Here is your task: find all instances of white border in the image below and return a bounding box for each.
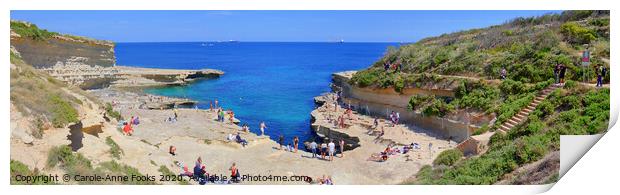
[2,1,618,195]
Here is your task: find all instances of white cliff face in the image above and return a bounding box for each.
[39,57,120,85]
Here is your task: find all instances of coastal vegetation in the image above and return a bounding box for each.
[433,149,463,166]
[105,102,123,121]
[11,20,115,46]
[46,145,154,184]
[412,86,609,184]
[10,160,55,185]
[158,165,190,185]
[106,136,124,159]
[10,21,59,41]
[351,10,609,89]
[11,51,82,130]
[349,10,612,185]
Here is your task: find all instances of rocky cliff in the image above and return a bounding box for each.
[10,21,116,69]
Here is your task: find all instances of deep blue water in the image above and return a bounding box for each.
[115,42,397,142]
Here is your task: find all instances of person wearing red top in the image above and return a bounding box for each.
[122,122,133,136]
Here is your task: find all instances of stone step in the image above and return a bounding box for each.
[513,116,525,122]
[507,118,520,126]
[523,108,533,113]
[527,105,536,110]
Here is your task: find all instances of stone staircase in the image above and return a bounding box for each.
[495,84,560,134]
[457,84,560,156]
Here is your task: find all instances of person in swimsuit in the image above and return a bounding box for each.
[293,136,299,153]
[259,121,267,136]
[339,139,345,158]
[229,162,239,182]
[321,142,328,159]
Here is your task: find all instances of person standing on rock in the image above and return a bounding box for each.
[278,135,284,150]
[214,99,219,108]
[293,136,299,153]
[310,141,318,158]
[228,110,235,124]
[260,121,267,136]
[321,142,328,159]
[339,139,345,158]
[373,118,379,129]
[328,140,336,161]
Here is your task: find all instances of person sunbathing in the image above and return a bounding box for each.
[235,133,248,147]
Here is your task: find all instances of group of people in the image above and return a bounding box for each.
[554,63,568,84]
[216,108,235,123]
[383,60,402,72]
[370,142,422,162]
[178,157,241,184]
[121,116,140,136]
[165,109,178,123]
[308,139,346,161]
[227,132,248,147]
[278,135,300,153]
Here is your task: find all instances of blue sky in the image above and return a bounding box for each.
[11,10,561,42]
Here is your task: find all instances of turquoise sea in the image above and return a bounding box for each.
[115,42,397,142]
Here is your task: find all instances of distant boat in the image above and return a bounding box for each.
[228,40,239,43]
[339,39,344,43]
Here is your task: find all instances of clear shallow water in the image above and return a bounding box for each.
[115,42,397,142]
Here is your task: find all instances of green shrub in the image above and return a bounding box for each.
[48,94,79,128]
[10,21,59,40]
[560,22,597,44]
[97,161,156,185]
[422,98,454,117]
[495,93,535,125]
[433,149,463,166]
[46,145,94,180]
[524,115,544,135]
[451,80,500,112]
[11,160,55,185]
[472,124,490,136]
[408,94,433,111]
[105,102,123,121]
[515,134,550,164]
[105,136,124,159]
[500,79,527,95]
[589,18,610,27]
[564,80,577,89]
[158,165,190,185]
[350,69,382,87]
